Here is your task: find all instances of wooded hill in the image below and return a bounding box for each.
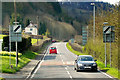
[2,2,114,40]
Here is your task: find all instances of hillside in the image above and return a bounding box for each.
[2,2,114,40]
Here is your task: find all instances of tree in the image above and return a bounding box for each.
[50,2,62,14]
[39,22,46,35]
[10,13,24,28]
[25,18,30,27]
[45,28,50,36]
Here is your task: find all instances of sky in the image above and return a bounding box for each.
[97,0,119,4]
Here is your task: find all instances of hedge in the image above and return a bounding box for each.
[2,36,32,53]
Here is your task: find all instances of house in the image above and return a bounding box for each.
[25,21,38,35]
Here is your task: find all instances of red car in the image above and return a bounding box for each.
[52,40,56,43]
[49,47,57,54]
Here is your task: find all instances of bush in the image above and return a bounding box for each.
[0,51,22,57]
[2,36,32,53]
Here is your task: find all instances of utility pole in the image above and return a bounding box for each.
[14,0,18,67]
[91,3,95,43]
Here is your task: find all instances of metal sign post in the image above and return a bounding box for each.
[9,24,22,67]
[109,26,111,67]
[9,25,12,68]
[105,34,107,67]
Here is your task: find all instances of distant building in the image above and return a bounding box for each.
[25,21,38,35]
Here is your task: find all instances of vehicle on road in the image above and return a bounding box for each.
[52,40,56,43]
[74,55,97,72]
[49,47,57,54]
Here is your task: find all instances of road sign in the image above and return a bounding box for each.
[103,26,114,34]
[9,25,22,42]
[103,26,115,43]
[103,26,111,34]
[71,38,74,44]
[82,26,87,46]
[13,25,21,33]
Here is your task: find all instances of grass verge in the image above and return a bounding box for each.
[0,77,5,80]
[66,42,118,79]
[66,42,83,55]
[0,50,38,73]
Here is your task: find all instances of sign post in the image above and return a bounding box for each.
[103,26,115,67]
[9,25,11,68]
[9,24,22,67]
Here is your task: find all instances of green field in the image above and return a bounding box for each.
[66,42,119,79]
[31,39,41,45]
[0,35,8,39]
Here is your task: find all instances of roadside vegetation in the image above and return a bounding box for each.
[0,36,51,73]
[0,35,7,39]
[31,39,41,45]
[0,50,38,73]
[66,42,119,78]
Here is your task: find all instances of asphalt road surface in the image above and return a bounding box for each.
[30,42,115,80]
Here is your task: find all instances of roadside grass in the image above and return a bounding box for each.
[66,42,119,79]
[0,35,7,39]
[22,50,38,59]
[1,55,30,73]
[96,60,118,78]
[31,39,41,45]
[0,77,5,80]
[66,42,83,55]
[0,50,38,73]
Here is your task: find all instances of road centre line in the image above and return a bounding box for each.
[59,51,72,79]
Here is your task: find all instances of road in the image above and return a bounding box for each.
[30,42,114,80]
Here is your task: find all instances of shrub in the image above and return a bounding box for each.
[0,51,22,57]
[2,36,32,53]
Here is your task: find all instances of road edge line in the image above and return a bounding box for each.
[25,44,50,80]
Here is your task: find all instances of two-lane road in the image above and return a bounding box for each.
[30,42,115,80]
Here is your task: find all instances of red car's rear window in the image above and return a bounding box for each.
[50,47,56,49]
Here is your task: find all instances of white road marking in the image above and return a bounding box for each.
[99,70,116,80]
[67,71,72,79]
[65,67,67,70]
[58,43,73,79]
[30,53,47,79]
[26,44,52,80]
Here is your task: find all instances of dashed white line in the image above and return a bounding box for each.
[67,71,72,79]
[65,67,67,70]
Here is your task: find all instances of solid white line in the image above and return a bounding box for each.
[26,44,51,80]
[99,70,114,79]
[30,53,46,79]
[29,51,47,79]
